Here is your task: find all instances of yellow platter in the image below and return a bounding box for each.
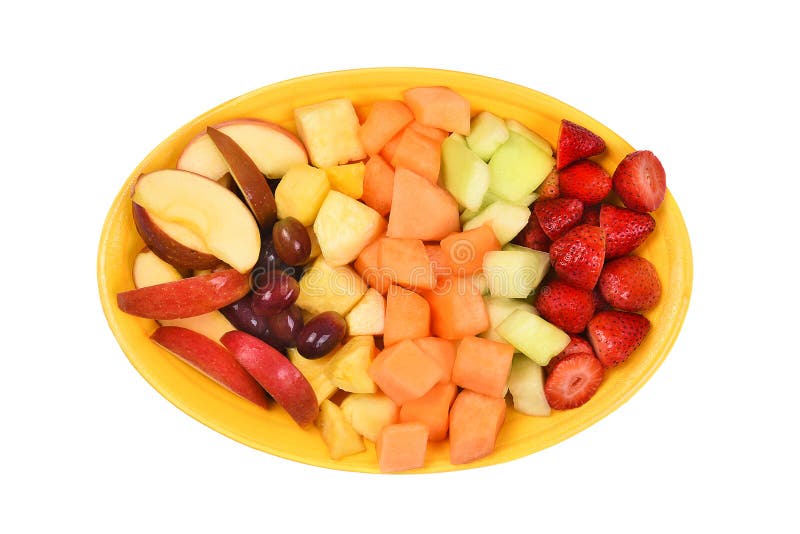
[98,68,692,473]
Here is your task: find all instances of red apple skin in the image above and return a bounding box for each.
[206,126,277,229]
[132,203,220,270]
[151,326,269,409]
[220,331,319,427]
[117,269,251,320]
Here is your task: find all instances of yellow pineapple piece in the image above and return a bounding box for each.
[315,400,365,460]
[326,336,377,393]
[340,393,399,442]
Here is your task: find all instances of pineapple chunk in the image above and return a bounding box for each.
[345,288,385,336]
[326,336,377,393]
[316,400,365,460]
[296,256,368,316]
[340,393,399,442]
[275,164,330,226]
[288,348,337,404]
[323,162,365,199]
[313,190,386,266]
[295,98,366,167]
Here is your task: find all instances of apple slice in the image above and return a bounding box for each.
[206,126,277,228]
[132,203,219,270]
[133,249,236,341]
[117,269,250,319]
[151,326,269,409]
[132,169,260,273]
[177,119,308,180]
[221,331,319,427]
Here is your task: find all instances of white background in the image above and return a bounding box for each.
[2,1,798,532]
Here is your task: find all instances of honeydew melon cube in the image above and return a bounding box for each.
[496,310,570,366]
[481,296,538,342]
[482,246,550,299]
[507,354,551,416]
[488,131,555,203]
[466,111,509,162]
[505,119,554,156]
[441,133,490,211]
[462,201,529,246]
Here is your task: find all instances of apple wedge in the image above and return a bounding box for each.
[221,331,319,427]
[151,326,269,409]
[132,169,260,273]
[133,249,236,341]
[206,126,277,228]
[177,119,308,180]
[132,203,219,270]
[117,269,250,320]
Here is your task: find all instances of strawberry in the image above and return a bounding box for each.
[599,204,656,259]
[558,160,612,205]
[599,256,662,312]
[549,224,605,291]
[544,352,605,410]
[556,119,606,170]
[534,278,595,334]
[534,198,584,241]
[612,150,666,212]
[512,211,552,252]
[591,286,610,313]
[586,310,651,367]
[581,204,601,226]
[545,335,595,375]
[536,169,560,200]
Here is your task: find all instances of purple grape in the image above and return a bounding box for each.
[272,217,311,266]
[296,311,347,359]
[262,305,304,350]
[251,271,299,316]
[219,294,267,338]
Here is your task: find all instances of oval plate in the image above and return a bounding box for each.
[98,68,692,473]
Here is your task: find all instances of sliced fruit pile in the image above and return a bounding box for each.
[117,85,666,473]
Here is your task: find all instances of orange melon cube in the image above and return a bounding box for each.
[378,238,436,290]
[387,168,460,241]
[413,337,457,384]
[421,276,489,340]
[354,237,393,295]
[361,155,394,216]
[376,422,429,473]
[440,224,501,276]
[452,336,514,398]
[449,390,506,465]
[399,382,457,441]
[408,121,448,143]
[358,100,414,155]
[383,285,431,346]
[368,339,442,405]
[390,127,441,183]
[403,86,471,135]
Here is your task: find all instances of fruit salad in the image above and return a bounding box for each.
[116,84,667,473]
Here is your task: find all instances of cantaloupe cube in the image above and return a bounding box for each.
[295,98,366,167]
[399,382,457,441]
[378,238,436,290]
[390,127,441,183]
[421,276,489,340]
[403,86,471,135]
[387,168,460,241]
[358,100,414,155]
[412,337,457,384]
[361,155,394,216]
[376,422,429,473]
[354,237,393,295]
[452,336,514,398]
[368,339,442,405]
[383,285,431,347]
[448,390,506,465]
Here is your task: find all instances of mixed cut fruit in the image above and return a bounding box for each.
[117,84,666,472]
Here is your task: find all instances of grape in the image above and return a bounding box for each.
[251,271,299,315]
[296,311,347,359]
[253,234,304,281]
[219,293,267,338]
[262,305,304,349]
[272,217,311,266]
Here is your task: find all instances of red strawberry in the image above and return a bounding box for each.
[558,160,612,205]
[534,279,595,334]
[556,119,606,170]
[599,204,656,258]
[612,150,666,212]
[599,256,662,312]
[513,211,551,252]
[581,204,601,226]
[534,198,584,241]
[549,224,605,291]
[586,310,651,367]
[546,335,595,375]
[544,352,605,410]
[591,287,611,313]
[536,169,560,200]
